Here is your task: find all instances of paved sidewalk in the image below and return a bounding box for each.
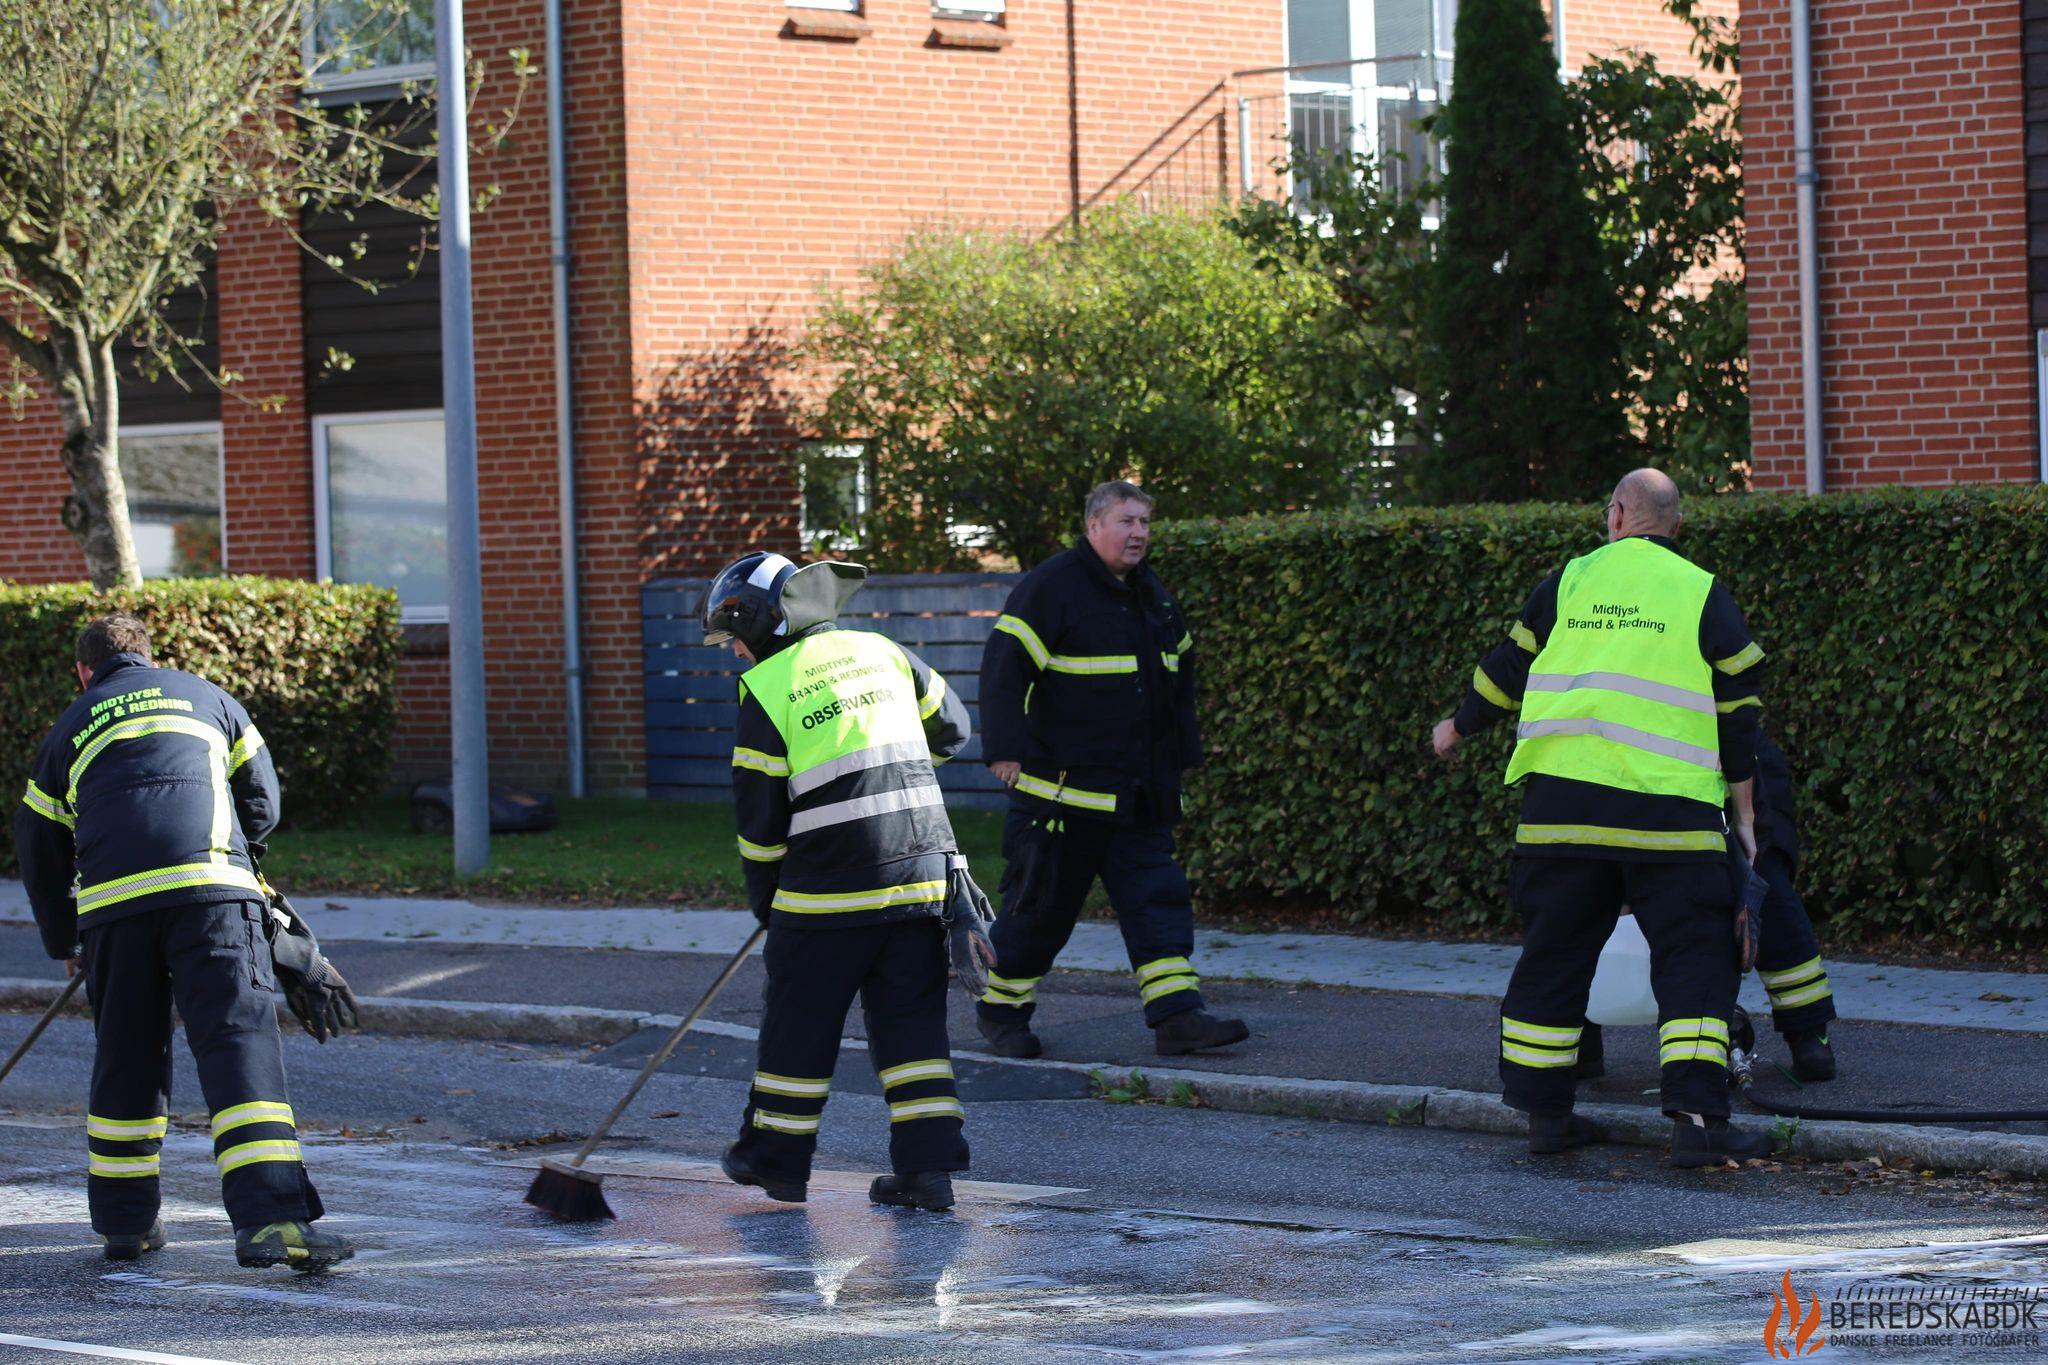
[5,881,2040,1032]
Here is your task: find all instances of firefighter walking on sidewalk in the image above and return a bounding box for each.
[13,614,350,1268]
[1432,469,1777,1167]
[975,480,1248,1059]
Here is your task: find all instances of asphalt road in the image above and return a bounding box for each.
[5,1010,2048,1363]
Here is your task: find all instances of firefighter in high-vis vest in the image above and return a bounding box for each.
[975,481,1249,1059]
[1431,469,1776,1168]
[703,553,990,1213]
[13,615,351,1269]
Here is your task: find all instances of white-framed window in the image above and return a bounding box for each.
[799,443,869,554]
[306,0,435,95]
[789,0,862,12]
[119,423,224,579]
[1283,0,1452,217]
[935,0,1004,18]
[313,410,448,623]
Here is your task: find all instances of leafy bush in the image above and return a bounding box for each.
[800,207,1372,570]
[1154,487,2048,949]
[0,576,402,873]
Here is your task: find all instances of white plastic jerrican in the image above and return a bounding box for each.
[1585,913,1659,1026]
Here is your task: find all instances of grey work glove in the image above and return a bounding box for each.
[942,855,998,998]
[261,877,362,1043]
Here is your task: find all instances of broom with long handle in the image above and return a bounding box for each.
[525,926,766,1221]
[0,972,86,1087]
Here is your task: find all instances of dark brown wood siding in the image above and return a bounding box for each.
[301,135,442,415]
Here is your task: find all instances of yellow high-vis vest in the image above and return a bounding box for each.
[1505,537,1727,806]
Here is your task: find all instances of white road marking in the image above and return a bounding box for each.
[0,1336,250,1365]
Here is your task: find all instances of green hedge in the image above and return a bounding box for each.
[1153,487,2048,948]
[0,577,402,874]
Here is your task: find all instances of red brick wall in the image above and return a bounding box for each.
[1556,0,1738,67]
[217,206,313,578]
[0,375,74,582]
[1745,0,2038,488]
[621,0,1290,588]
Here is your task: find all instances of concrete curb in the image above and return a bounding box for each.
[11,977,2048,1178]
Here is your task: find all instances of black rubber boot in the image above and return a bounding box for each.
[976,1011,1043,1059]
[1528,1112,1610,1155]
[869,1171,956,1212]
[1573,1023,1606,1080]
[1669,1117,1775,1168]
[102,1221,167,1262]
[720,1142,806,1204]
[234,1221,353,1271]
[1787,1029,1836,1083]
[1153,1009,1250,1056]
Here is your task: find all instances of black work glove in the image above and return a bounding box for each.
[1000,815,1062,919]
[942,855,997,998]
[260,878,361,1043]
[1729,845,1765,977]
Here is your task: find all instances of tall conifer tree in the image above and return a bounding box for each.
[1417,0,1624,502]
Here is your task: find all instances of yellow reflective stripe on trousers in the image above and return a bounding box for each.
[1657,1017,1730,1065]
[982,973,1040,1006]
[878,1059,955,1089]
[1758,956,1822,988]
[737,835,788,863]
[1471,665,1519,712]
[227,725,266,775]
[753,1110,822,1134]
[888,1097,965,1123]
[1770,979,1833,1009]
[77,862,262,916]
[1161,653,1181,673]
[919,671,948,720]
[1502,1042,1580,1068]
[1714,641,1766,675]
[1501,1017,1582,1046]
[994,615,1050,669]
[752,1072,830,1098]
[1046,654,1138,675]
[1136,957,1199,1004]
[732,747,789,777]
[212,1101,296,1139]
[1012,773,1117,813]
[771,879,948,914]
[1514,824,1726,854]
[217,1139,303,1175]
[88,1115,168,1141]
[21,779,72,827]
[90,1154,161,1178]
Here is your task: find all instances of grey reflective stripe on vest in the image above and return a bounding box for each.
[1524,671,1716,716]
[787,784,947,837]
[787,739,932,801]
[1515,717,1723,771]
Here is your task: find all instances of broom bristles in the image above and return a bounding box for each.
[525,1159,616,1222]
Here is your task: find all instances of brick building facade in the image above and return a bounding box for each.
[1744,0,2041,491]
[0,0,1733,795]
